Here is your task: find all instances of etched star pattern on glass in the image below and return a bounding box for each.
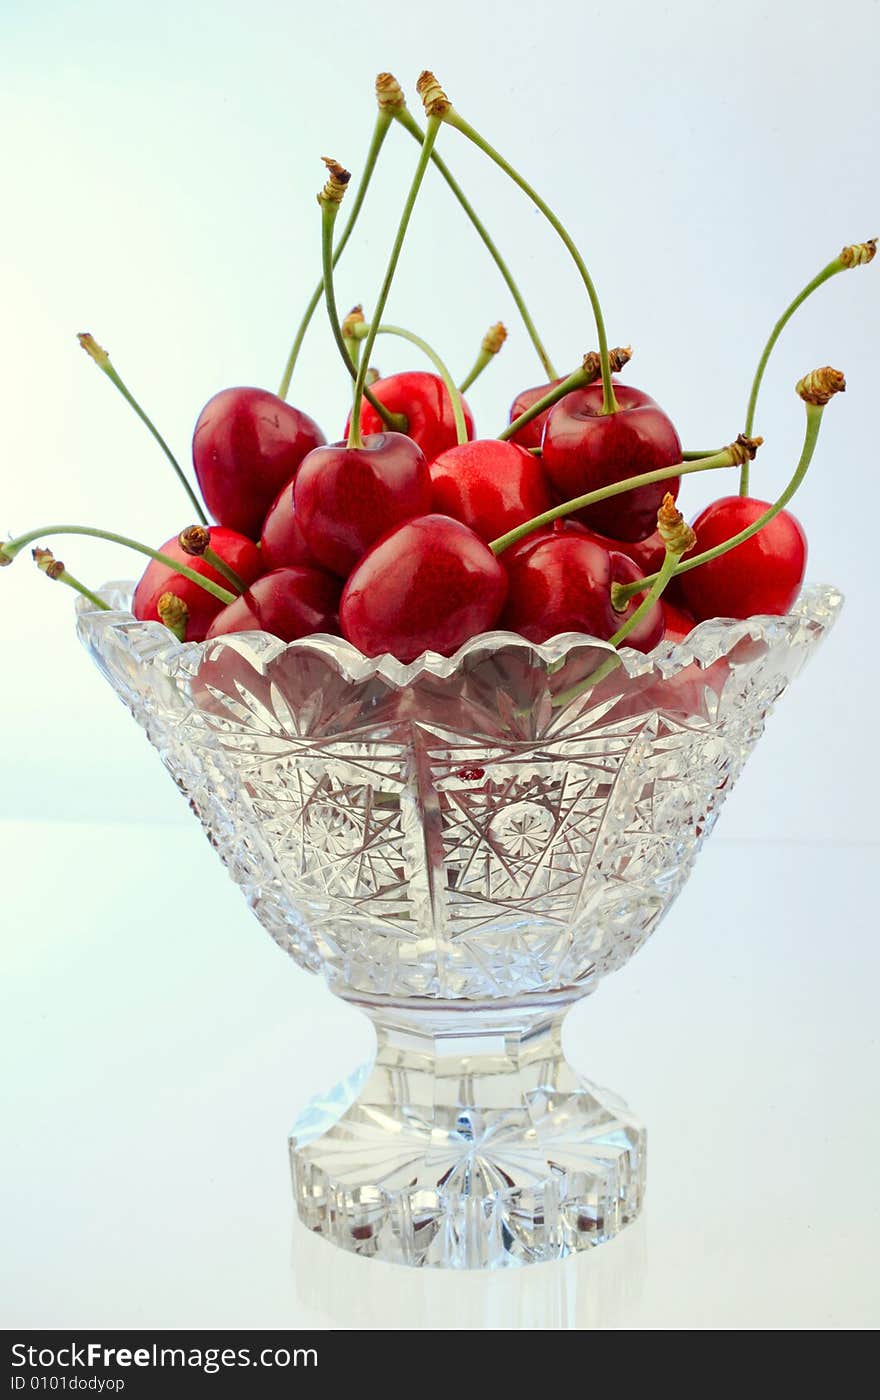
[77,583,841,1268]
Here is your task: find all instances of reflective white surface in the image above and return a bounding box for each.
[1,820,877,1328]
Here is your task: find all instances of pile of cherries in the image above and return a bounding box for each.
[5,71,874,670]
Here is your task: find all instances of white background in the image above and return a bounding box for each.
[2,0,879,1331]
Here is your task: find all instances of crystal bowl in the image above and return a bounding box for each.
[77,583,841,1268]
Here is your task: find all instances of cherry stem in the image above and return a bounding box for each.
[499,347,630,442]
[458,323,506,394]
[609,549,681,646]
[357,321,468,445]
[615,405,825,603]
[77,335,207,524]
[33,551,110,612]
[392,105,557,379]
[439,107,617,414]
[277,110,393,399]
[319,201,407,436]
[549,547,684,710]
[348,116,442,449]
[202,547,245,594]
[740,239,875,493]
[682,448,721,461]
[489,445,745,555]
[499,363,583,442]
[0,526,236,604]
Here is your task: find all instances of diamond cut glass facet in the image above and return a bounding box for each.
[77,584,841,1267]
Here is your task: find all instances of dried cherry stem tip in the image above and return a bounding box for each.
[795,365,846,404]
[375,72,406,113]
[32,546,109,611]
[418,70,617,413]
[177,525,246,593]
[499,346,632,442]
[77,333,207,523]
[459,321,507,393]
[489,436,755,555]
[157,591,189,641]
[317,157,350,205]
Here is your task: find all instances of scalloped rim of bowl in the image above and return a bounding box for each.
[76,581,844,687]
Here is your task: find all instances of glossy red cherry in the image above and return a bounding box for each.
[577,523,665,576]
[192,387,325,538]
[542,383,681,542]
[260,479,315,570]
[679,497,807,621]
[429,440,554,542]
[499,535,664,650]
[294,433,432,578]
[340,515,508,662]
[205,566,341,642]
[662,601,697,643]
[346,372,475,463]
[132,526,263,642]
[506,379,565,449]
[500,519,590,562]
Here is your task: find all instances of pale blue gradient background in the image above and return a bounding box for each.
[2,0,880,1331]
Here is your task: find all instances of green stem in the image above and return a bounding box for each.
[549,549,681,710]
[319,201,406,434]
[278,110,392,399]
[1,526,236,604]
[202,546,245,594]
[741,258,843,493]
[79,338,207,523]
[609,550,680,647]
[442,108,616,413]
[682,448,721,461]
[38,561,110,612]
[488,446,741,556]
[348,117,441,449]
[372,323,468,445]
[499,363,584,442]
[458,351,490,394]
[393,106,557,379]
[616,405,825,602]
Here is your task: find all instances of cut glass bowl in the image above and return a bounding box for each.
[77,583,841,1268]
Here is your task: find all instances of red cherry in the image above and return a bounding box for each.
[500,519,591,563]
[205,566,341,642]
[662,601,697,642]
[429,440,553,542]
[192,387,325,538]
[132,526,263,641]
[542,383,681,542]
[260,479,315,570]
[577,523,666,577]
[345,372,474,462]
[294,433,432,578]
[506,379,565,449]
[679,497,807,621]
[340,515,508,662]
[499,535,663,650]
